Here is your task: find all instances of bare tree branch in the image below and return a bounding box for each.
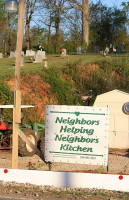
[69,0,82,8]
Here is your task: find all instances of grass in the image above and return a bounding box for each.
[2,178,129,199]
[0,53,128,80]
[0,52,129,119]
[0,57,15,79]
[49,188,129,199]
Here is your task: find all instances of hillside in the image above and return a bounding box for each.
[0,53,129,124]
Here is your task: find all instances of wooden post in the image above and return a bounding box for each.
[12,106,19,169]
[12,0,26,169]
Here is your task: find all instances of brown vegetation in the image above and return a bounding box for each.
[6,74,58,123]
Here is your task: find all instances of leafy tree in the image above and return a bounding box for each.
[65,9,82,51]
[69,0,89,49]
[0,1,17,55]
[39,0,69,53]
[0,1,6,54]
[25,0,37,50]
[30,26,48,50]
[90,1,128,50]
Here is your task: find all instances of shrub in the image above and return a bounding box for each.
[45,66,79,105]
[0,81,13,122]
[0,81,13,105]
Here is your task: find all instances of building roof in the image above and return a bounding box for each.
[97,89,129,97]
[94,89,129,104]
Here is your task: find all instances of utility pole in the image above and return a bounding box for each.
[12,0,26,169]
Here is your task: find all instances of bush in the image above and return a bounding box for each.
[45,66,79,105]
[0,81,13,105]
[0,81,13,122]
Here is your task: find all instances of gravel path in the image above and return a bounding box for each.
[0,150,129,174]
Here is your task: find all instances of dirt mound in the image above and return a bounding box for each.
[6,74,57,122]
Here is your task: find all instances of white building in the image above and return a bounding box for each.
[94,89,129,149]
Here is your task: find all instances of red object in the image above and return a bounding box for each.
[119,175,123,180]
[4,169,8,173]
[28,161,32,165]
[0,122,7,130]
[81,96,92,100]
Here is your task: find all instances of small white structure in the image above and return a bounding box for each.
[44,60,48,68]
[76,46,84,54]
[104,47,109,54]
[26,50,35,57]
[94,89,129,149]
[61,49,67,57]
[10,51,15,57]
[33,50,46,63]
[0,53,3,58]
[10,51,24,58]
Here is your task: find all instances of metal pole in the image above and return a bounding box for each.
[12,0,26,169]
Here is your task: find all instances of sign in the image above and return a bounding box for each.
[45,105,109,166]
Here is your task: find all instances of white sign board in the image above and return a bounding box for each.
[45,105,109,166]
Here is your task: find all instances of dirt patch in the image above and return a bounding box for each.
[0,182,128,200]
[6,74,58,122]
[0,150,129,175]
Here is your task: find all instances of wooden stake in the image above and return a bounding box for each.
[12,0,26,169]
[12,107,19,169]
[15,90,21,123]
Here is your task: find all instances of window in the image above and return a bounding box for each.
[123,102,129,115]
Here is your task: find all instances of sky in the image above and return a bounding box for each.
[31,0,129,30]
[91,0,129,33]
[91,0,129,9]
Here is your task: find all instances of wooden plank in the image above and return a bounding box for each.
[19,129,37,152]
[19,130,46,163]
[15,90,21,123]
[14,0,26,91]
[12,107,19,169]
[0,105,34,109]
[12,0,26,169]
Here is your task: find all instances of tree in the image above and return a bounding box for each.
[69,0,89,49]
[40,0,68,53]
[89,1,128,50]
[49,0,67,53]
[65,9,82,51]
[30,26,47,50]
[90,2,112,49]
[0,1,17,55]
[0,1,6,54]
[121,2,129,50]
[25,0,37,50]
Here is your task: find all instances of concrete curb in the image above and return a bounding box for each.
[0,168,129,192]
